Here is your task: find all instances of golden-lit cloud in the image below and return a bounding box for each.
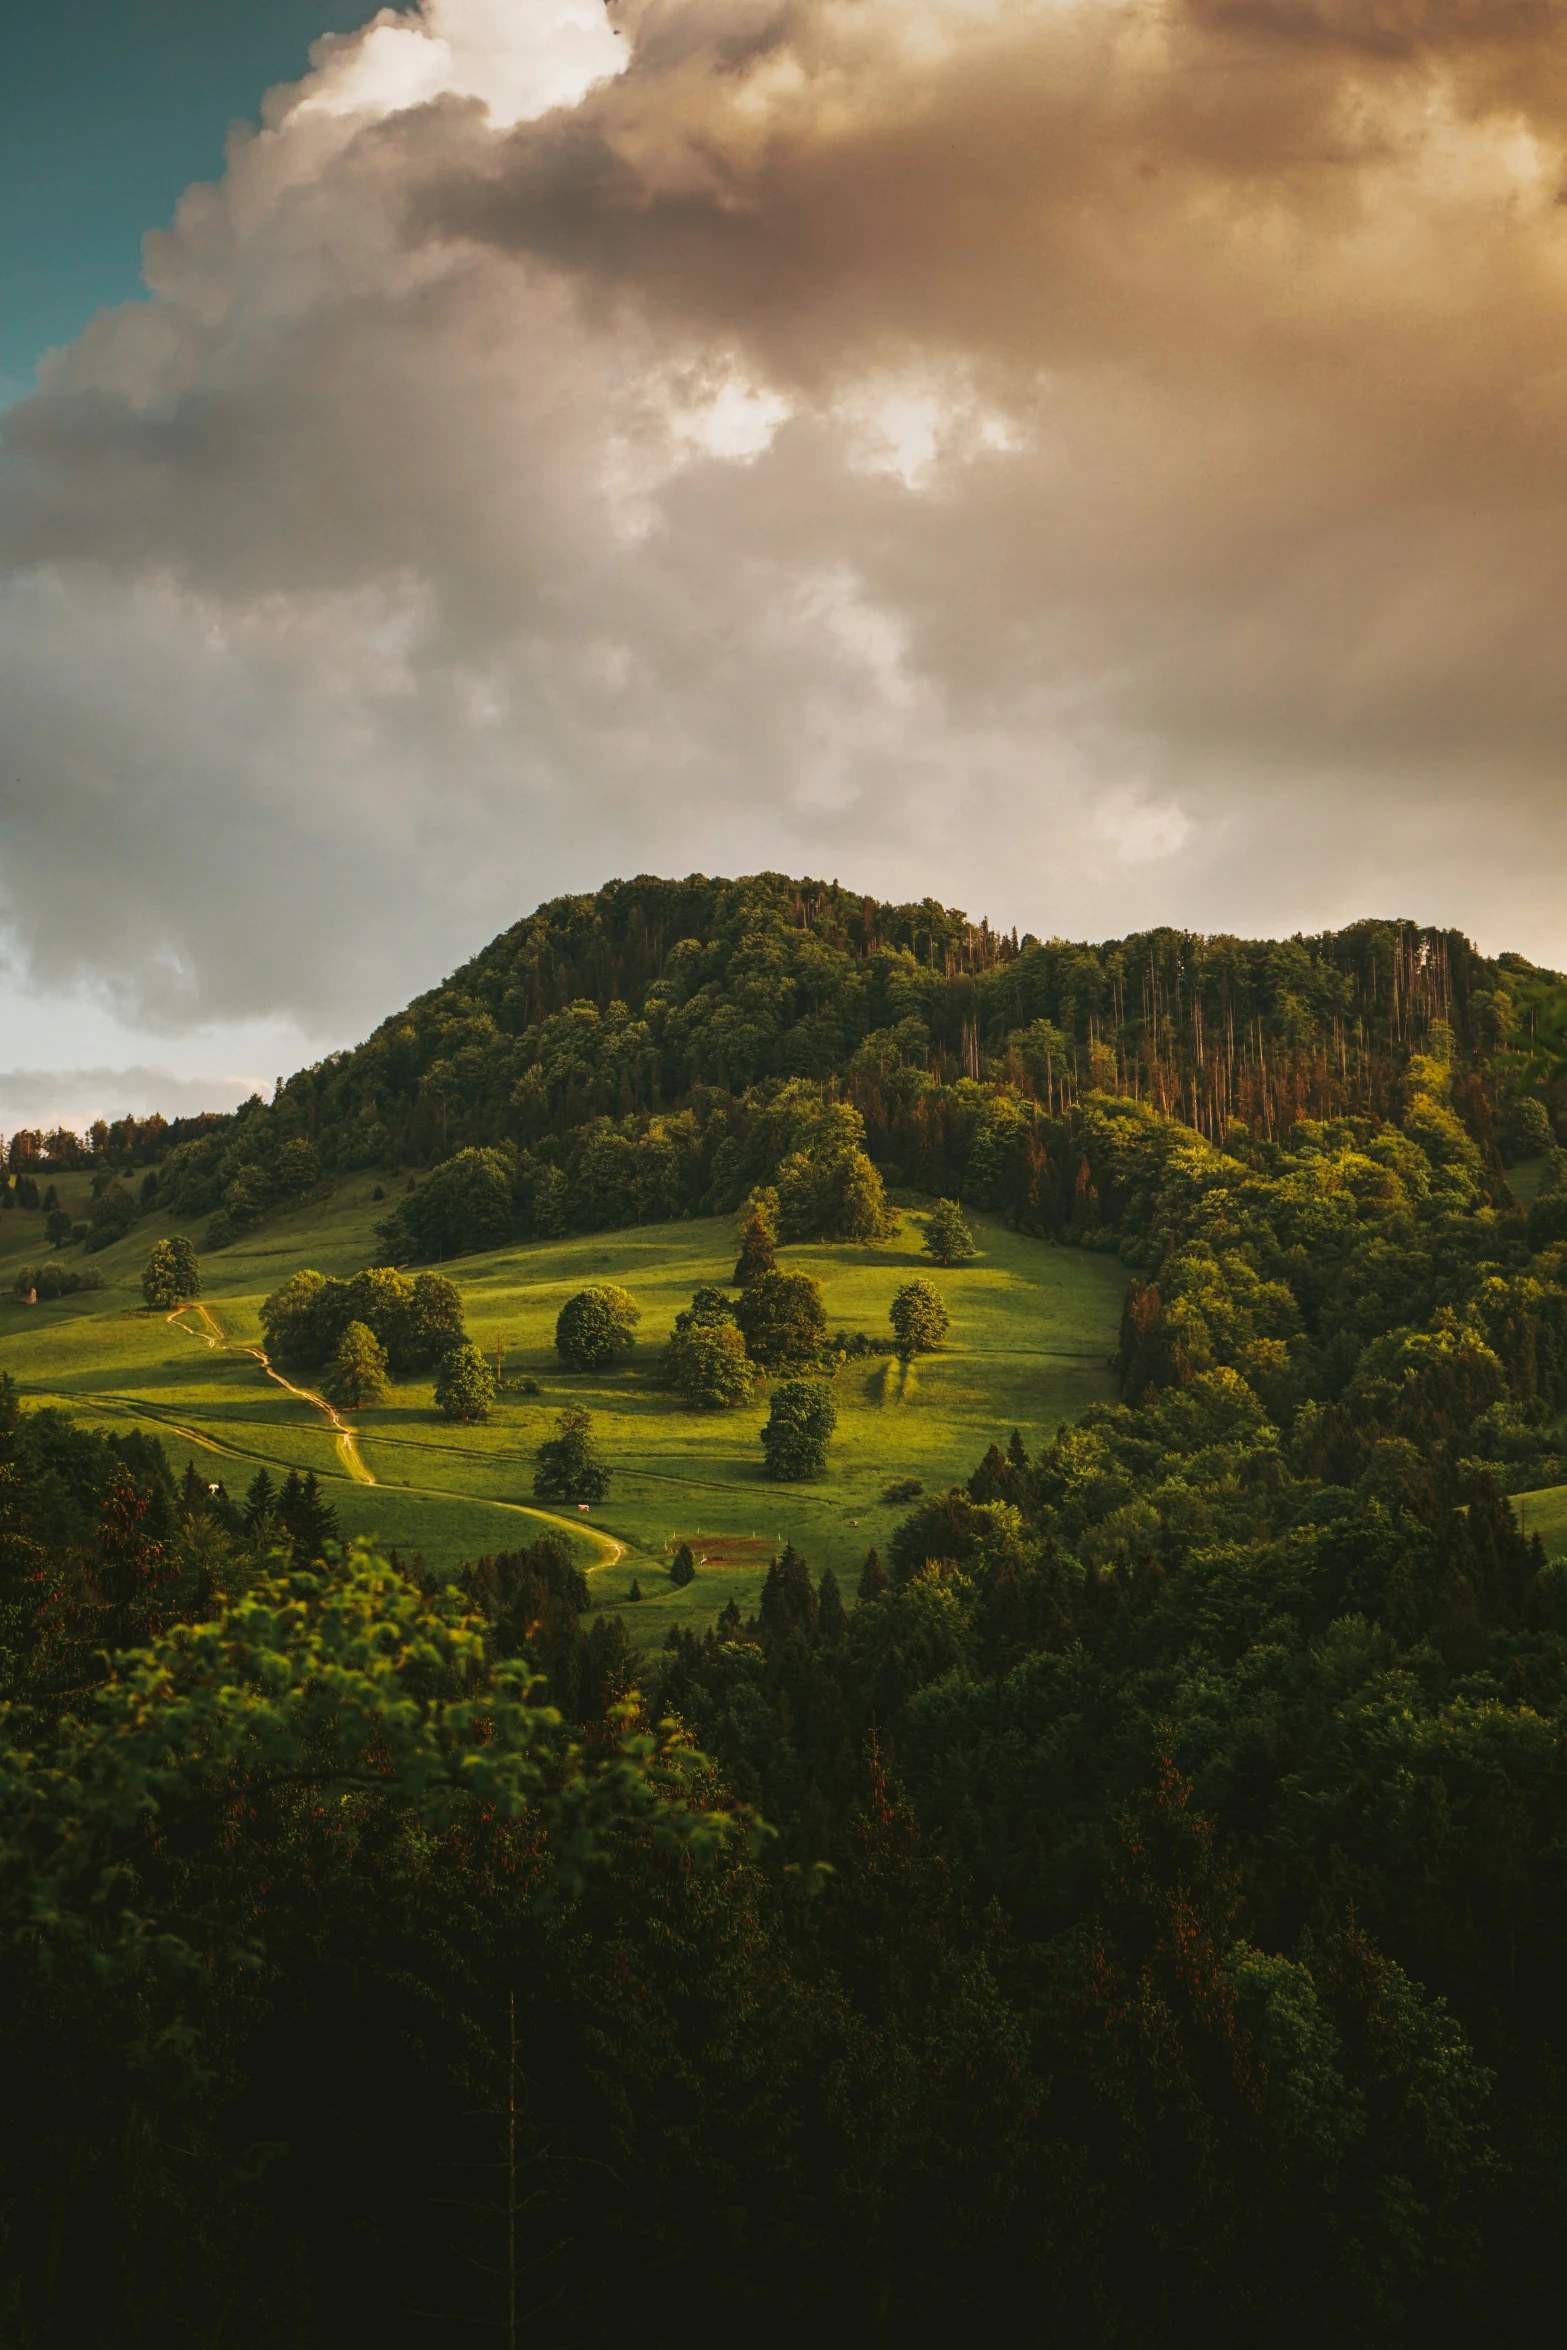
[4,0,1567,1054]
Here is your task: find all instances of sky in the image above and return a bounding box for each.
[4,0,1567,1133]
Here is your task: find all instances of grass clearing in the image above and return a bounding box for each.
[1,1184,1127,1643]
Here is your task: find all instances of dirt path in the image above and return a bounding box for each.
[245,1346,376,1486]
[165,1302,624,1562]
[168,1300,373,1485]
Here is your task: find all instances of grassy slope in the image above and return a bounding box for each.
[0,1178,1127,1644]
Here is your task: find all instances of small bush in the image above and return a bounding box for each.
[882,1476,923,1504]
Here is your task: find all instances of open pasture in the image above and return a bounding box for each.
[0,1183,1128,1644]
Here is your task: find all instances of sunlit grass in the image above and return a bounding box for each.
[0,1180,1127,1645]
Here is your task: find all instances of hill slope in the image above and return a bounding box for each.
[0,1180,1125,1640]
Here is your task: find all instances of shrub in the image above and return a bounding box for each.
[434,1340,497,1423]
[555,1285,640,1372]
[760,1379,837,1480]
[881,1475,924,1504]
[890,1278,950,1358]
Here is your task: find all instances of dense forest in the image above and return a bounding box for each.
[7,872,1560,1260]
[8,977,1567,2336]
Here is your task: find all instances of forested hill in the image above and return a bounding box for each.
[9,873,1560,1257]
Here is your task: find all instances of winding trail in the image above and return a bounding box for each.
[165,1300,625,1567]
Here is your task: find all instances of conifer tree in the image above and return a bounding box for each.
[758,1544,817,1642]
[243,1467,277,1534]
[816,1565,847,1642]
[732,1205,777,1287]
[669,1543,697,1587]
[857,1547,889,1603]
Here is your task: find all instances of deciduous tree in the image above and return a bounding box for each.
[760,1379,837,1480]
[890,1278,950,1358]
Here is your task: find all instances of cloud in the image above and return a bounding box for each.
[5,0,1567,1052]
[0,1066,265,1132]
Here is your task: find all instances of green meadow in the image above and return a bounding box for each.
[0,1176,1127,1642]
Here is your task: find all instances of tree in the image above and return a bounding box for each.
[243,1467,277,1534]
[435,1340,497,1423]
[670,1319,755,1409]
[44,1210,74,1248]
[890,1278,950,1358]
[760,1379,837,1480]
[142,1236,201,1310]
[276,1468,340,1562]
[326,1321,390,1409]
[758,1543,817,1638]
[408,1271,466,1365]
[857,1547,889,1602]
[1504,1094,1555,1162]
[670,1544,696,1587]
[735,1270,827,1373]
[375,1145,517,1261]
[733,1192,779,1286]
[273,1136,320,1195]
[555,1285,640,1372]
[533,1404,611,1504]
[922,1199,976,1267]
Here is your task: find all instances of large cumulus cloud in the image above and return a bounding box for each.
[5,0,1567,1050]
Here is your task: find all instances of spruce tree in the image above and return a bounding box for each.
[732,1206,777,1288]
[857,1548,889,1603]
[670,1543,697,1587]
[243,1467,277,1534]
[817,1566,847,1643]
[758,1544,817,1642]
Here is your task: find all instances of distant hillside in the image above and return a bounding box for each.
[4,872,1560,1256]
